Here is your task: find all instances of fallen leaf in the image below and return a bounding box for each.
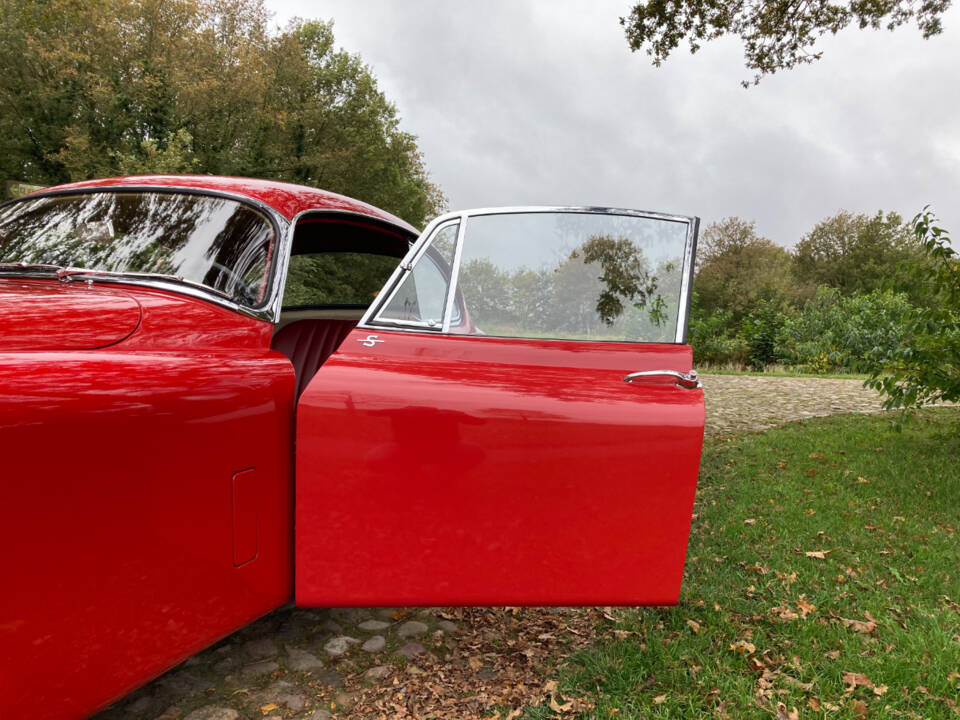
[807,468,818,477]
[849,698,867,718]
[781,676,814,691]
[805,550,830,559]
[549,695,573,713]
[652,694,667,705]
[808,697,822,711]
[505,711,522,720]
[259,704,279,715]
[543,680,558,694]
[857,476,869,483]
[770,606,799,621]
[796,597,817,619]
[825,650,841,659]
[873,684,888,696]
[686,619,701,634]
[776,702,800,720]
[730,640,756,654]
[744,518,757,525]
[838,614,877,635]
[843,671,874,693]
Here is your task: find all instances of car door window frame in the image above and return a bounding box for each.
[362,217,463,331]
[362,207,699,343]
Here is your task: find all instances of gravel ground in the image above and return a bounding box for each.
[94,374,890,720]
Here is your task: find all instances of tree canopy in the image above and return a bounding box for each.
[621,0,952,84]
[793,210,922,295]
[0,0,443,225]
[694,216,801,322]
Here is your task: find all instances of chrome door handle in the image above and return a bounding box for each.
[623,369,701,389]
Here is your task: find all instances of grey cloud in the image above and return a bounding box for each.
[267,0,960,244]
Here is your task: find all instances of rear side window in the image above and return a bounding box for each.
[282,253,399,307]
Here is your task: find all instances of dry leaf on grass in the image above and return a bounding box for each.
[776,702,800,720]
[842,671,875,694]
[652,694,667,705]
[730,640,756,654]
[836,612,878,635]
[796,597,817,618]
[259,704,279,714]
[686,619,701,634]
[804,550,832,559]
[849,698,868,718]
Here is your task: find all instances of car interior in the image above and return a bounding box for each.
[270,215,413,398]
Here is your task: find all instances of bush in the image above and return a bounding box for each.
[776,287,916,373]
[865,210,960,414]
[689,308,748,366]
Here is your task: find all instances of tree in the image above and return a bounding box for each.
[865,209,959,417]
[0,0,443,225]
[621,0,951,84]
[793,210,922,296]
[694,217,801,324]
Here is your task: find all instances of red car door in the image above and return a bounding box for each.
[295,208,703,606]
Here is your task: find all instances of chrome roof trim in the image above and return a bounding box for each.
[0,184,290,322]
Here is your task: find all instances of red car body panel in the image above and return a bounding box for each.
[0,282,295,720]
[0,176,703,718]
[296,329,704,606]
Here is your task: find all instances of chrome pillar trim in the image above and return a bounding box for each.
[676,216,700,344]
[624,369,701,389]
[441,215,469,333]
[358,215,462,331]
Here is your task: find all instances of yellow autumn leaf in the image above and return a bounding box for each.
[259,703,279,714]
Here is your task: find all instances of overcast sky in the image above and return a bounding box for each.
[264,1,959,246]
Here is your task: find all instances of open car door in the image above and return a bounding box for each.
[295,207,703,606]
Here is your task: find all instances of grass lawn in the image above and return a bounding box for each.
[544,408,960,719]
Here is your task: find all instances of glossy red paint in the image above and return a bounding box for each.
[295,329,704,607]
[0,280,295,720]
[0,280,141,351]
[49,174,419,229]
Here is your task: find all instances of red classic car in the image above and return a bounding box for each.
[0,175,704,718]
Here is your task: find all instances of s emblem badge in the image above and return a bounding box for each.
[358,334,385,348]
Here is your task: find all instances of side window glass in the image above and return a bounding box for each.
[454,212,689,342]
[376,222,459,327]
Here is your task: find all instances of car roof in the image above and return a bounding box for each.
[44,175,420,235]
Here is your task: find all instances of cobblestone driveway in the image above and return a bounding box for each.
[95,374,886,720]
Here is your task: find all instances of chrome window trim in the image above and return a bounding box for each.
[361,206,700,344]
[0,185,290,322]
[360,216,464,331]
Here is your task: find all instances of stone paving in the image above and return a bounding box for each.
[93,374,890,720]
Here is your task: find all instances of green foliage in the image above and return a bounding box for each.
[621,0,951,84]
[282,253,398,307]
[740,299,787,370]
[0,0,442,225]
[865,210,960,415]
[777,287,917,374]
[793,210,923,297]
[695,217,805,326]
[688,303,748,366]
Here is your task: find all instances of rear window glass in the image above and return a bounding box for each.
[0,191,275,306]
[282,252,400,307]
